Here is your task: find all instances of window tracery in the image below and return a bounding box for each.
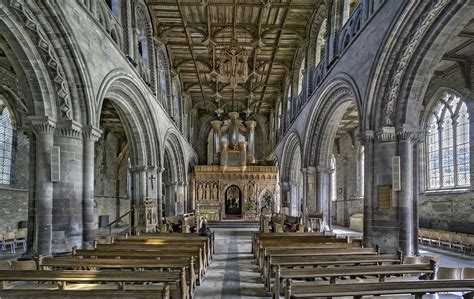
[426,93,470,189]
[0,100,13,185]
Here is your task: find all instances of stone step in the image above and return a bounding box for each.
[207,221,260,229]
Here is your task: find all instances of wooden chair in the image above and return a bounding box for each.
[437,267,462,280]
[429,230,441,246]
[15,229,27,250]
[439,231,452,248]
[2,230,16,253]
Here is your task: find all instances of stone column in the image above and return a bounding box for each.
[301,168,308,225]
[397,126,417,256]
[156,167,164,224]
[245,120,257,164]
[316,165,331,229]
[413,138,421,256]
[176,182,185,215]
[269,109,275,147]
[29,117,56,256]
[373,127,398,253]
[25,130,36,255]
[82,125,102,249]
[220,141,228,166]
[210,120,223,163]
[359,130,374,247]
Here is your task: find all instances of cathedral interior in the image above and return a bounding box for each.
[0,0,473,298]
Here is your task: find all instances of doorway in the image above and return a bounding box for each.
[225,185,242,218]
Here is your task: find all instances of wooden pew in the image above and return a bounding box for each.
[264,253,403,292]
[113,237,211,265]
[260,246,379,272]
[39,257,196,297]
[0,270,181,299]
[120,233,215,259]
[73,248,206,285]
[284,279,474,299]
[251,232,330,254]
[274,262,436,298]
[257,239,362,268]
[96,242,209,268]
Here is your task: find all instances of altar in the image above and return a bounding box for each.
[194,165,278,221]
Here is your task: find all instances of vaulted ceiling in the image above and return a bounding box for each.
[147,0,322,116]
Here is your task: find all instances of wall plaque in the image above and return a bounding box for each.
[378,185,392,211]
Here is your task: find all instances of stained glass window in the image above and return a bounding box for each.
[427,93,470,189]
[0,102,13,185]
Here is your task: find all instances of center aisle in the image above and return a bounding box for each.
[195,227,270,299]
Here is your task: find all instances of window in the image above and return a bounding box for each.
[138,39,148,62]
[105,0,120,19]
[315,19,327,66]
[357,145,364,197]
[426,93,470,189]
[331,154,337,201]
[297,58,306,95]
[0,101,13,185]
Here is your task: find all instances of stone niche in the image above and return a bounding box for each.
[194,165,278,221]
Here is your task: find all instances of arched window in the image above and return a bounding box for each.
[331,154,337,202]
[297,58,306,95]
[357,145,364,197]
[105,0,120,19]
[0,101,13,185]
[426,93,470,189]
[315,19,327,66]
[157,59,168,104]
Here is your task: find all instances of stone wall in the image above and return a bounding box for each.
[94,133,130,228]
[331,133,363,227]
[0,131,29,230]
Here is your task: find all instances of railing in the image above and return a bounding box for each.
[279,0,385,137]
[105,208,133,236]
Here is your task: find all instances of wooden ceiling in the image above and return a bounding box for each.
[147,0,322,115]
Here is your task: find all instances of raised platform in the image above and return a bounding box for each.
[207,220,259,229]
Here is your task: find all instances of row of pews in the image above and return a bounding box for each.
[252,231,474,299]
[0,231,214,299]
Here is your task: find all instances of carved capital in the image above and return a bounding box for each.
[55,120,83,139]
[129,165,147,173]
[357,130,374,145]
[245,120,257,131]
[28,116,56,135]
[316,165,331,174]
[82,125,103,142]
[375,127,396,143]
[396,125,419,143]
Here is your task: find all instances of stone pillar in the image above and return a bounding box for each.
[210,120,222,163]
[301,168,308,225]
[29,117,56,256]
[397,126,417,256]
[373,127,398,253]
[53,120,84,253]
[316,165,331,229]
[82,126,102,249]
[245,120,257,164]
[269,109,275,147]
[25,130,36,255]
[176,182,185,215]
[413,138,421,256]
[156,167,164,224]
[359,130,374,247]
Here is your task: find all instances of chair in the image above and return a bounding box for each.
[15,228,27,250]
[422,255,440,264]
[2,230,16,253]
[437,267,462,280]
[0,260,11,270]
[462,267,474,279]
[429,231,441,246]
[11,260,37,270]
[403,256,423,264]
[439,231,451,248]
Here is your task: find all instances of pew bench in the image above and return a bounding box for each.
[264,253,403,292]
[274,262,437,298]
[0,270,185,298]
[39,257,196,296]
[73,248,205,285]
[284,279,474,299]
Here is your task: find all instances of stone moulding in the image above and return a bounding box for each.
[9,0,73,120]
[382,0,449,126]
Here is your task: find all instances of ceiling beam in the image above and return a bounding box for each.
[176,0,207,102]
